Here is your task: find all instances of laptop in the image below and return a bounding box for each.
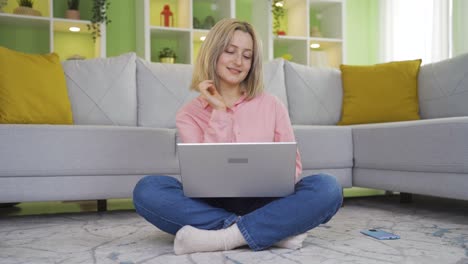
[177,142,297,197]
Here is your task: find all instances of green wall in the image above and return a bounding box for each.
[452,0,468,57]
[106,0,136,57]
[235,0,253,23]
[345,0,379,65]
[0,24,49,54]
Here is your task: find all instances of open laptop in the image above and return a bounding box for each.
[177,142,297,197]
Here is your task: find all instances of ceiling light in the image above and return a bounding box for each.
[69,27,80,32]
[310,43,320,49]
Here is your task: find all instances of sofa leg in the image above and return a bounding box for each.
[97,199,107,212]
[400,193,413,203]
[0,203,19,208]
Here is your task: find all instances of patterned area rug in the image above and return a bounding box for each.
[1,195,467,264]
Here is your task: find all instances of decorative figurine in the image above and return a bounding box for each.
[0,0,8,13]
[160,4,173,27]
[193,17,200,29]
[310,26,322,37]
[203,15,215,29]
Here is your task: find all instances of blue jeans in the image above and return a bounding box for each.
[133,174,342,251]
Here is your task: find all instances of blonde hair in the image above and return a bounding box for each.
[190,18,264,100]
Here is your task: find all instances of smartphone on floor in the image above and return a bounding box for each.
[360,229,400,240]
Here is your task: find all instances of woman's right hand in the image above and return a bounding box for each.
[198,80,227,111]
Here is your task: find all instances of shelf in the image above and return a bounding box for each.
[193,30,209,42]
[136,0,345,67]
[150,29,190,64]
[54,33,98,61]
[310,37,342,43]
[275,35,309,41]
[52,19,102,61]
[309,39,342,68]
[53,19,91,33]
[2,0,50,17]
[0,0,106,58]
[0,13,49,27]
[192,0,232,30]
[150,0,191,29]
[274,38,308,65]
[281,0,308,37]
[309,0,343,39]
[150,26,191,33]
[192,30,210,62]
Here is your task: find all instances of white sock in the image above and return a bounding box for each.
[174,224,247,255]
[274,233,308,250]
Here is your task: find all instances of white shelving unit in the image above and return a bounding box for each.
[308,0,345,68]
[0,0,106,60]
[267,0,345,68]
[136,0,345,67]
[136,0,268,64]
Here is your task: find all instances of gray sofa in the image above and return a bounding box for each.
[1,52,467,204]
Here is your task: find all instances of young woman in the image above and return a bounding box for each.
[133,18,343,255]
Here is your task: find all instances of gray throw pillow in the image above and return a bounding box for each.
[62,52,137,126]
[284,61,343,125]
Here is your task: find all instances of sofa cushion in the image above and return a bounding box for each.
[136,58,198,128]
[263,58,288,108]
[0,124,179,177]
[0,47,73,124]
[419,53,468,119]
[338,59,421,125]
[303,168,352,188]
[352,116,468,174]
[137,58,290,129]
[62,52,137,126]
[284,61,343,125]
[293,125,353,169]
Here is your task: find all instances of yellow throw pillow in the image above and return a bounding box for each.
[338,59,422,125]
[0,47,73,124]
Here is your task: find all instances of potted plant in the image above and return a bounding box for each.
[0,0,8,13]
[14,0,41,16]
[159,47,176,64]
[272,0,285,35]
[66,0,80,20]
[87,0,111,42]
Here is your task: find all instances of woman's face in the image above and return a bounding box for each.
[216,30,253,89]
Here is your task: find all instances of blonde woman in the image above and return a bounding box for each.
[133,18,342,255]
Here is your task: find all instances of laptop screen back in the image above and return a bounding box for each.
[177,142,296,197]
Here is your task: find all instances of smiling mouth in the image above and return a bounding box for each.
[227,67,242,74]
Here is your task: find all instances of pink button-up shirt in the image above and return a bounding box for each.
[176,92,302,182]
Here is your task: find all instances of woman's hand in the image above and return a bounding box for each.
[198,80,227,111]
